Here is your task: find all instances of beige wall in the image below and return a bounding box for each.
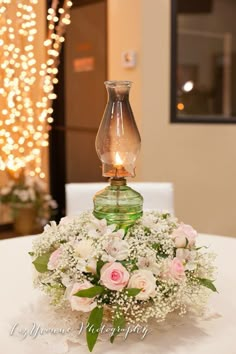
[107,0,143,173]
[108,0,236,236]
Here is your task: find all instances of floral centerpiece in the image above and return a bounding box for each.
[0,175,57,233]
[30,211,217,352]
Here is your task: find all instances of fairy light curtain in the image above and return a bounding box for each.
[0,0,72,178]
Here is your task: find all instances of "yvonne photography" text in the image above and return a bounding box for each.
[10,322,150,340]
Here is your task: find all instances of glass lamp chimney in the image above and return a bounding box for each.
[95,81,141,178]
[93,81,143,230]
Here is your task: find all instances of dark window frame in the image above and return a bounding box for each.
[170,0,236,124]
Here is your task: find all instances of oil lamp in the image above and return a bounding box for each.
[93,81,143,229]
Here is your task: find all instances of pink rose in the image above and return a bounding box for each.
[47,248,62,270]
[171,223,197,248]
[128,270,156,300]
[67,281,97,312]
[168,258,186,282]
[100,262,129,291]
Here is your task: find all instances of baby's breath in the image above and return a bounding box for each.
[31,211,217,326]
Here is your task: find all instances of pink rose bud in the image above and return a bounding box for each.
[171,223,197,248]
[174,235,187,248]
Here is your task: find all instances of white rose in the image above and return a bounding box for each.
[76,256,97,274]
[74,239,94,259]
[67,281,97,312]
[76,258,87,272]
[128,270,156,300]
[85,258,97,274]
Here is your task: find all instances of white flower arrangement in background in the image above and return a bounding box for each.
[30,211,217,351]
[0,175,57,225]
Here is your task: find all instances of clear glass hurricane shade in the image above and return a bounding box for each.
[95,81,141,178]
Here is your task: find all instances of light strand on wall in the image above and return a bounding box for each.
[0,0,72,178]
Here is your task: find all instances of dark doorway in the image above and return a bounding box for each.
[49,0,107,219]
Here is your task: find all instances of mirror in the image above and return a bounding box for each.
[171,0,236,123]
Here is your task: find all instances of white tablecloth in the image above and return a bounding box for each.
[0,233,236,354]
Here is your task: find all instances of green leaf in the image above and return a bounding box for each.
[28,251,34,256]
[32,253,51,273]
[110,309,125,344]
[86,306,103,352]
[152,243,160,251]
[153,243,168,258]
[161,213,170,219]
[74,286,105,298]
[120,259,138,271]
[130,264,139,271]
[195,246,208,251]
[41,282,65,290]
[96,259,106,277]
[197,278,218,292]
[144,226,151,234]
[50,283,65,290]
[126,288,142,297]
[120,260,130,267]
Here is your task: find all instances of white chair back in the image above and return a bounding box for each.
[129,182,174,214]
[66,182,174,216]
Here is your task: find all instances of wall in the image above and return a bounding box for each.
[107,0,142,173]
[108,0,236,236]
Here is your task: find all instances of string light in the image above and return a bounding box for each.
[0,0,72,177]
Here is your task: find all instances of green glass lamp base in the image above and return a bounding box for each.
[93,180,143,230]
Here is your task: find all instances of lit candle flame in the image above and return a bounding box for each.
[115,152,123,167]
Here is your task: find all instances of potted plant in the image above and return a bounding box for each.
[0,174,57,235]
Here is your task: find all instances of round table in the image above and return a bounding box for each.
[0,233,236,354]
